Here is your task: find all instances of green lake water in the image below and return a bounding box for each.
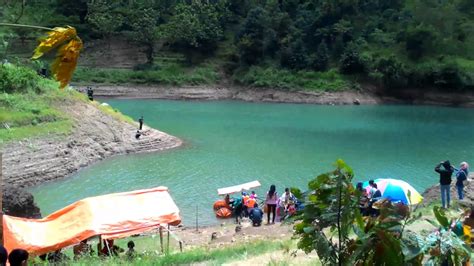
[30,100,474,225]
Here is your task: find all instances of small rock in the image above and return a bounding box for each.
[221,222,225,227]
[235,225,242,233]
[353,98,361,105]
[211,232,218,241]
[231,237,235,243]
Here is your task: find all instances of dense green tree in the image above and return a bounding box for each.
[86,0,124,43]
[312,41,329,71]
[236,7,269,65]
[127,7,160,65]
[163,1,225,50]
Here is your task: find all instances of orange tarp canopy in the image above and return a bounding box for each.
[3,186,181,255]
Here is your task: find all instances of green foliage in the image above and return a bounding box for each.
[163,1,226,50]
[2,0,474,91]
[0,64,57,94]
[73,64,219,86]
[234,66,351,91]
[295,161,472,265]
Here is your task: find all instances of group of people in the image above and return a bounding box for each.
[135,116,144,139]
[224,185,299,227]
[0,238,137,265]
[264,186,298,224]
[435,160,470,208]
[356,180,382,216]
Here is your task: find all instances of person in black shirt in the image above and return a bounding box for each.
[435,160,454,208]
[87,87,94,101]
[138,116,144,130]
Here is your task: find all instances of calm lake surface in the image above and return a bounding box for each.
[30,100,474,225]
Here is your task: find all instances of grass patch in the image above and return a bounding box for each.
[234,66,352,91]
[41,239,292,266]
[0,90,74,144]
[97,102,135,125]
[73,64,220,86]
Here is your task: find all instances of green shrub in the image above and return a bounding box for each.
[234,66,351,91]
[0,64,57,93]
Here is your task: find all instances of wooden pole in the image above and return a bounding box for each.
[159,226,164,254]
[179,241,183,252]
[167,225,170,254]
[0,152,3,246]
[195,205,198,232]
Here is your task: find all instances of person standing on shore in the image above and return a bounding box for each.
[87,87,94,101]
[138,116,144,130]
[456,162,469,200]
[265,185,278,224]
[435,160,454,208]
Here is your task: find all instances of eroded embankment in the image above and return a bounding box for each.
[77,85,474,107]
[1,97,182,188]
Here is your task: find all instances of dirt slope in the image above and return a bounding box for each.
[1,97,182,188]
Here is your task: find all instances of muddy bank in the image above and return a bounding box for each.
[77,85,379,105]
[77,85,474,107]
[1,97,182,188]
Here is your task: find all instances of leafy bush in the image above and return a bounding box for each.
[0,64,56,94]
[234,66,351,91]
[339,45,368,74]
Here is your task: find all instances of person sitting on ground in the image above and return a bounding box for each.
[250,191,257,199]
[47,249,69,263]
[98,239,124,257]
[0,245,8,266]
[135,130,142,140]
[279,188,296,219]
[126,241,136,260]
[8,249,29,266]
[368,180,376,199]
[73,239,94,260]
[249,203,264,226]
[368,183,382,217]
[356,182,369,216]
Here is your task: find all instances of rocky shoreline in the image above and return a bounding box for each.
[1,97,182,189]
[77,84,474,107]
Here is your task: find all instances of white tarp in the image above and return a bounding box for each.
[217,180,261,195]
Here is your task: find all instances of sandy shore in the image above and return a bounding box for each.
[1,97,182,188]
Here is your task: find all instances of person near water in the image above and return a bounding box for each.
[265,185,278,224]
[135,130,142,140]
[249,203,264,226]
[356,182,369,216]
[98,239,124,257]
[8,249,29,266]
[87,87,94,101]
[138,116,144,130]
[73,239,93,260]
[435,160,454,208]
[0,245,8,266]
[47,249,69,263]
[230,194,243,224]
[456,162,469,200]
[250,191,257,199]
[126,241,136,260]
[278,188,296,220]
[368,180,376,199]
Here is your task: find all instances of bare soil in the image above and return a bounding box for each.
[1,97,182,188]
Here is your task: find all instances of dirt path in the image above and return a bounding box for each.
[1,98,182,188]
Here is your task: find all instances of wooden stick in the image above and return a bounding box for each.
[159,226,164,254]
[167,225,170,254]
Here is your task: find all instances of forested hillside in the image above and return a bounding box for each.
[1,0,473,91]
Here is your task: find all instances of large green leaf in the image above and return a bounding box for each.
[433,206,449,228]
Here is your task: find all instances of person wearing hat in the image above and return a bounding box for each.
[435,160,454,208]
